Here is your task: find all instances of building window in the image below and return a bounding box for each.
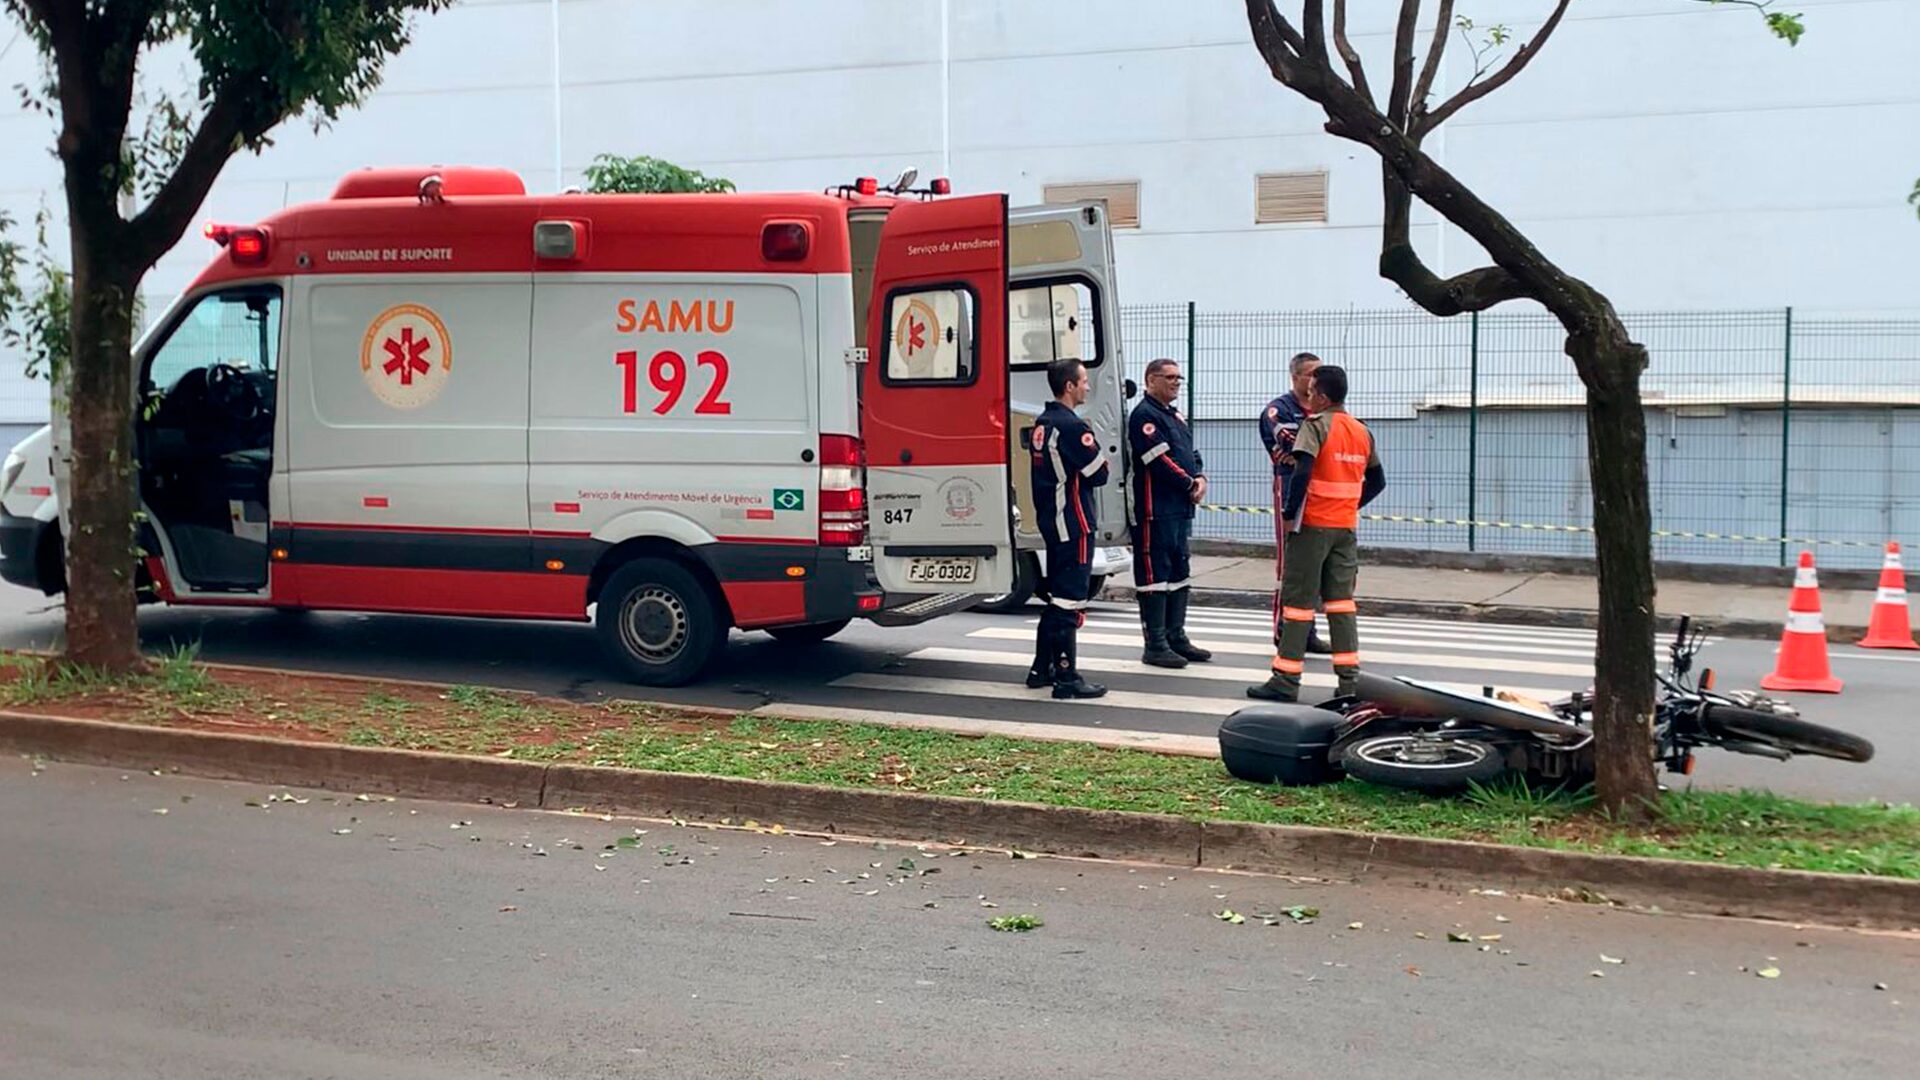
[1042,181,1141,229]
[1255,171,1329,224]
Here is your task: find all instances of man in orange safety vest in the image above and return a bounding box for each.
[1247,364,1386,703]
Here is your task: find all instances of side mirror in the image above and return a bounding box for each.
[1123,378,1138,401]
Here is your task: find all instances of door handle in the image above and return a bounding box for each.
[899,448,913,464]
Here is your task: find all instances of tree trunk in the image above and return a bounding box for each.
[1569,322,1660,817]
[62,217,143,673]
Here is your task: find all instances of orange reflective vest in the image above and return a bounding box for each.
[1302,412,1372,529]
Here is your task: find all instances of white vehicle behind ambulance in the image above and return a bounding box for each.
[18,166,1132,685]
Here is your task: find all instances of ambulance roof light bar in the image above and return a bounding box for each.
[203,222,269,265]
[828,174,951,200]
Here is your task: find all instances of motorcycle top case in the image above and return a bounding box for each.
[1218,704,1343,787]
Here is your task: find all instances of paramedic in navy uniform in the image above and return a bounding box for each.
[1026,357,1109,699]
[1128,357,1212,668]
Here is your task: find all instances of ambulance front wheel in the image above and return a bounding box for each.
[597,558,725,687]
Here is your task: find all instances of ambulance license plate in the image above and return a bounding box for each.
[906,557,977,585]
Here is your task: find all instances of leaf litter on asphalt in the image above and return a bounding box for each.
[989,914,1043,932]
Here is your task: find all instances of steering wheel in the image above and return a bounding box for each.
[203,362,263,424]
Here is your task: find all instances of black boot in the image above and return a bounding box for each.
[1245,673,1299,702]
[1138,593,1188,669]
[1166,589,1212,663]
[1025,620,1056,688]
[1052,630,1108,699]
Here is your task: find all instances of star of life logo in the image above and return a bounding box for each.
[361,303,453,409]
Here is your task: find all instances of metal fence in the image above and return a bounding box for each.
[1117,305,1920,570]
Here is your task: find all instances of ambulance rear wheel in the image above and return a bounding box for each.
[765,619,851,645]
[598,558,723,687]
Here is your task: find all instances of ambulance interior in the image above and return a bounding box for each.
[846,207,1109,550]
[135,285,279,592]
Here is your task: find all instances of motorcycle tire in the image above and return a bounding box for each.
[1339,735,1510,795]
[1701,704,1875,763]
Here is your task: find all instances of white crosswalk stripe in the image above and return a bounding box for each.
[1124,602,1601,632]
[900,646,1574,702]
[1072,619,1598,659]
[964,626,1596,679]
[767,603,1626,750]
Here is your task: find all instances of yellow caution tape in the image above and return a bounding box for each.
[1196,505,1884,548]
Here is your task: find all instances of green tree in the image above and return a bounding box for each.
[1,0,451,671]
[0,206,73,384]
[583,154,736,194]
[1241,0,1801,816]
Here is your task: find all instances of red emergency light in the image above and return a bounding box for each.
[761,221,811,262]
[929,177,951,195]
[855,176,878,196]
[205,223,270,265]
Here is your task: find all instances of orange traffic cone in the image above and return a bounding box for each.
[1859,541,1919,650]
[1761,551,1843,694]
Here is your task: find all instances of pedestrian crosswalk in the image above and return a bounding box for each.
[820,602,1600,732]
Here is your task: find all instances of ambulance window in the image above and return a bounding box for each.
[145,288,282,392]
[881,286,976,385]
[1008,279,1100,372]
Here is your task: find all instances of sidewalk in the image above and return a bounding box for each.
[1108,554,1880,640]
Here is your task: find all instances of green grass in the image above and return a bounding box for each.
[1,644,244,713]
[351,711,1916,880]
[6,652,1916,879]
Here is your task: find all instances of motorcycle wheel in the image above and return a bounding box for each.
[1702,704,1875,763]
[1340,735,1510,795]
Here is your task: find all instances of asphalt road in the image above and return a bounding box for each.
[2,761,1913,1079]
[0,584,1914,803]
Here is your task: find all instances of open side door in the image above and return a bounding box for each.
[1006,201,1127,547]
[861,194,1014,595]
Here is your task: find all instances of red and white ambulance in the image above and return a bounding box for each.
[21,166,1132,684]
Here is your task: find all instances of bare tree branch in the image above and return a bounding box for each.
[1330,0,1375,108]
[1245,0,1313,89]
[1416,0,1572,136]
[1302,0,1328,62]
[1376,166,1527,316]
[1385,0,1423,131]
[1409,0,1456,116]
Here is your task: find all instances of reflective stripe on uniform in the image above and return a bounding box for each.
[1169,579,1191,591]
[1135,581,1175,593]
[1080,454,1106,477]
[1282,606,1316,622]
[1046,428,1070,542]
[1141,442,1171,464]
[1047,595,1091,610]
[1323,598,1357,614]
[1784,611,1826,634]
[1331,652,1360,667]
[1307,480,1363,499]
[1271,656,1305,674]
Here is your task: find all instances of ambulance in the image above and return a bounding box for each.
[5,166,1133,685]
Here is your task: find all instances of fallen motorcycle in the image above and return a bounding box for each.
[1218,615,1875,795]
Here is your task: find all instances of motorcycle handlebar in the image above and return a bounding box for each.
[1673,614,1692,651]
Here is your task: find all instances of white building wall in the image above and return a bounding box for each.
[1,0,1916,427]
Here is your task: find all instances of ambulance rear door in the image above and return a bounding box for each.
[861,194,1014,595]
[1006,201,1127,546]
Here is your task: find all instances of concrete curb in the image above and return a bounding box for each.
[1106,584,1820,642]
[6,712,1914,930]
